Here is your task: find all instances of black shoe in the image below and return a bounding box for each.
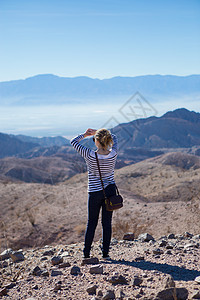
[102,253,111,260]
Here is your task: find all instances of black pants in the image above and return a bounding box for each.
[83,183,116,257]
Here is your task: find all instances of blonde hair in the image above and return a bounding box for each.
[94,128,113,150]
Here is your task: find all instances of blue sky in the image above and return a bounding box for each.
[0,0,200,81]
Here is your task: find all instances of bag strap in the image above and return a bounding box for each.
[95,151,119,198]
[95,151,107,200]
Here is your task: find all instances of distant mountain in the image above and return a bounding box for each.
[0,74,200,105]
[0,133,39,158]
[112,108,200,150]
[0,133,70,159]
[13,134,70,147]
[1,108,200,183]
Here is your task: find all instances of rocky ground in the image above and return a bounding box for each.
[1,232,200,300]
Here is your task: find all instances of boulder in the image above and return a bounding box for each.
[108,274,128,285]
[42,249,54,256]
[123,233,135,241]
[54,284,62,291]
[156,287,188,300]
[159,240,168,247]
[86,284,98,295]
[32,266,42,276]
[89,264,103,274]
[132,275,143,286]
[51,255,63,265]
[0,260,8,268]
[58,262,71,268]
[81,257,99,266]
[164,275,175,288]
[0,248,13,260]
[135,256,145,261]
[51,269,63,276]
[167,233,175,239]
[10,250,25,262]
[184,231,193,238]
[102,289,115,299]
[138,233,155,242]
[0,288,7,296]
[195,276,200,284]
[191,291,200,299]
[153,248,164,255]
[70,265,81,275]
[41,269,49,277]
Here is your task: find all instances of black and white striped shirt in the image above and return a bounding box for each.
[70,133,118,193]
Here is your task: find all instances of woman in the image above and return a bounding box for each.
[70,128,118,259]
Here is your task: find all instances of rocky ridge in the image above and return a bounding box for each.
[1,232,200,299]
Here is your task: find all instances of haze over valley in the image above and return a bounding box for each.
[0,74,200,137]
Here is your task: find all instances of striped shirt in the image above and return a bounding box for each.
[70,133,118,192]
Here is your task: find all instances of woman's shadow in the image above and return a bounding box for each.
[102,258,200,281]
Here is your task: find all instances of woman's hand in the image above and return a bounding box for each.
[83,128,97,138]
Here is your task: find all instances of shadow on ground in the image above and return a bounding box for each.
[101,259,200,281]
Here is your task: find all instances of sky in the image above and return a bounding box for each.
[0,0,200,82]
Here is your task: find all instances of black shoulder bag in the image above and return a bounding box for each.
[95,151,123,211]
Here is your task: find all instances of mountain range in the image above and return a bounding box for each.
[0,108,200,183]
[111,107,200,149]
[0,74,200,105]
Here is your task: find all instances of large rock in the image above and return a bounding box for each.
[123,233,134,241]
[191,291,200,299]
[102,289,115,299]
[81,257,99,266]
[108,274,128,285]
[42,249,54,256]
[184,231,193,238]
[89,264,103,274]
[159,240,168,247]
[153,248,164,255]
[195,276,200,284]
[32,266,42,276]
[132,275,143,286]
[0,248,13,260]
[193,234,200,240]
[86,284,98,295]
[0,260,8,268]
[10,250,25,262]
[51,255,63,265]
[167,233,175,239]
[51,269,63,276]
[0,288,7,296]
[138,233,155,242]
[156,287,188,300]
[58,262,71,268]
[31,266,49,277]
[70,265,81,275]
[164,275,175,288]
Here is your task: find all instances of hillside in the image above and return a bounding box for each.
[0,133,38,158]
[116,152,200,203]
[0,154,86,184]
[0,74,200,105]
[1,152,200,254]
[112,108,200,149]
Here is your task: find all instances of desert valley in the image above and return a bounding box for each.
[0,108,200,299]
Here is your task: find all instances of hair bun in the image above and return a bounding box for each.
[94,128,113,150]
